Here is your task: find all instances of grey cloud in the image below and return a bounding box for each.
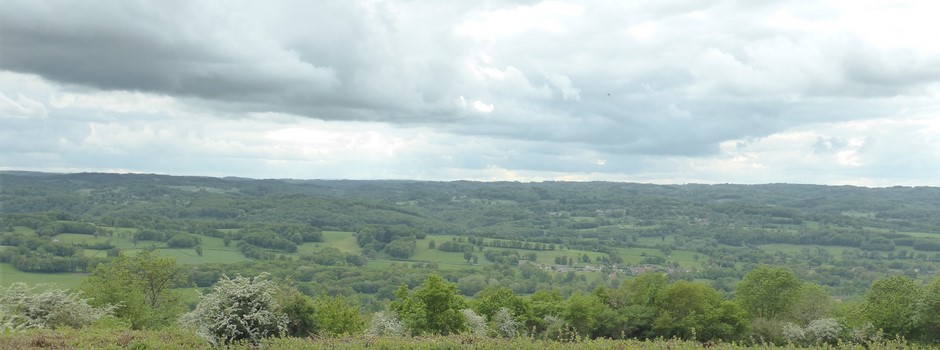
[3,0,940,163]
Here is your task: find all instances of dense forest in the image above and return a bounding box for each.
[3,172,940,347]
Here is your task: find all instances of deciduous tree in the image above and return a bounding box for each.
[864,274,920,338]
[736,266,801,319]
[390,274,467,335]
[80,251,184,329]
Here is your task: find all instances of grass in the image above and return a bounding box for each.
[155,248,248,265]
[194,234,234,250]
[668,250,706,269]
[901,231,940,239]
[842,211,876,219]
[12,226,36,235]
[53,233,129,250]
[758,244,851,258]
[410,245,474,265]
[569,216,596,222]
[0,263,87,289]
[96,226,138,240]
[634,235,676,246]
[0,329,930,349]
[0,226,700,288]
[321,231,362,254]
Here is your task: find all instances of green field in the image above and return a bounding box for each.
[12,226,35,235]
[1,228,706,287]
[411,242,477,265]
[320,231,362,254]
[634,235,677,245]
[901,231,940,239]
[152,248,247,264]
[758,244,851,257]
[0,263,87,288]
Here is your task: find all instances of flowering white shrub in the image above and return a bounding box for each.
[850,322,883,343]
[179,274,287,345]
[461,308,488,337]
[0,310,29,334]
[781,322,805,344]
[0,283,114,330]
[805,318,841,344]
[782,318,843,345]
[492,307,520,338]
[365,310,405,337]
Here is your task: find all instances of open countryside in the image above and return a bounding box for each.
[3,172,940,348]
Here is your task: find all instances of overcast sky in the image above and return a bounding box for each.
[2,0,940,186]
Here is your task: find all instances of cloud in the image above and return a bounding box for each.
[0,93,46,119]
[2,0,940,185]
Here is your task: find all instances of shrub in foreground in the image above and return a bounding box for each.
[0,283,114,330]
[180,273,288,345]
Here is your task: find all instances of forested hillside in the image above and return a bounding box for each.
[4,172,940,296]
[3,172,940,346]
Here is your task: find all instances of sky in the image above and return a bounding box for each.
[2,0,940,186]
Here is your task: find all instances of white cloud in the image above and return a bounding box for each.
[455,1,584,39]
[2,0,940,185]
[0,93,46,119]
[472,101,494,113]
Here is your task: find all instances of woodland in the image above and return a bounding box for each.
[2,171,940,348]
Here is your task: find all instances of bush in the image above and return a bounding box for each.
[166,234,201,248]
[805,318,841,344]
[312,294,366,336]
[180,274,288,345]
[365,311,405,337]
[0,283,115,330]
[461,309,488,337]
[492,307,520,338]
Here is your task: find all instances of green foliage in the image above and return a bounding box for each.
[789,283,833,325]
[3,328,931,349]
[180,273,288,345]
[276,287,364,337]
[472,286,533,326]
[80,251,185,329]
[561,292,603,337]
[390,274,467,335]
[863,274,920,339]
[529,289,564,324]
[166,234,201,248]
[0,231,89,273]
[736,266,802,319]
[0,283,115,330]
[605,272,668,338]
[241,230,298,253]
[385,236,416,259]
[653,280,746,341]
[312,294,365,336]
[276,287,317,337]
[12,174,940,344]
[916,276,940,342]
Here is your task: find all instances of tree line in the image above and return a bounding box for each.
[4,254,940,346]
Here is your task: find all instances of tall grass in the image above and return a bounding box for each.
[0,328,931,350]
